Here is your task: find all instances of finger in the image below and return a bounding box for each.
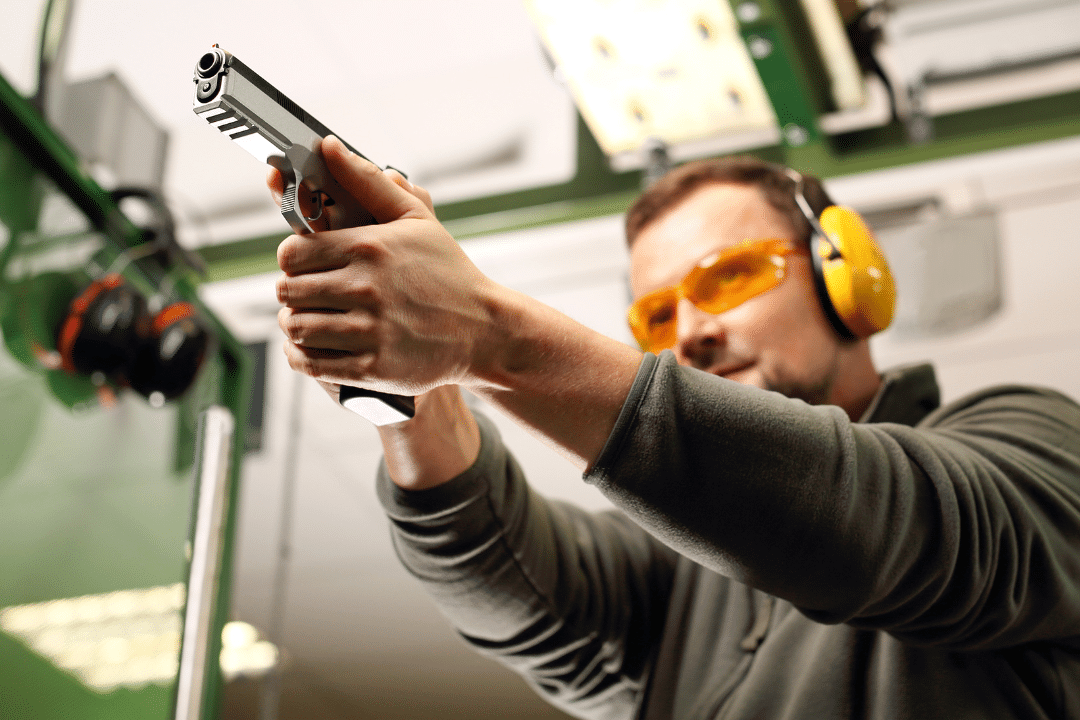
[411,183,435,214]
[384,170,435,215]
[276,230,360,276]
[383,167,413,192]
[322,135,430,224]
[281,337,375,385]
[276,270,375,310]
[267,166,334,234]
[276,273,369,310]
[382,167,433,214]
[279,306,377,351]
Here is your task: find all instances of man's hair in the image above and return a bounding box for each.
[624,155,835,248]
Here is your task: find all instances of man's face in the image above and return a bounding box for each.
[628,182,844,405]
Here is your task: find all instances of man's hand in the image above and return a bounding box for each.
[267,137,483,490]
[266,144,434,226]
[270,136,643,479]
[273,136,498,399]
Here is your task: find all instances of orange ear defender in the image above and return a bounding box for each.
[787,170,896,340]
[56,273,210,403]
[57,273,149,377]
[128,298,209,400]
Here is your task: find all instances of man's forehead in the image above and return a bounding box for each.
[628,182,796,292]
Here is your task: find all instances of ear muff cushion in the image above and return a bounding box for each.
[57,275,149,376]
[129,302,210,400]
[817,206,896,338]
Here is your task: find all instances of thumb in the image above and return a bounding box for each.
[321,135,429,224]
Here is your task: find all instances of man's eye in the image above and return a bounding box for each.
[649,305,675,328]
[716,261,752,283]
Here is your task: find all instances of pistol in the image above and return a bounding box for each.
[192,45,415,425]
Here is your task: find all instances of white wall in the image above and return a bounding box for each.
[853,135,1080,403]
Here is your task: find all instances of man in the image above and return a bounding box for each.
[273,137,1080,719]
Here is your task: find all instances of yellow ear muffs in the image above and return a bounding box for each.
[785,168,896,340]
[816,205,896,339]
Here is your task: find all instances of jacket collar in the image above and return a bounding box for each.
[859,363,940,426]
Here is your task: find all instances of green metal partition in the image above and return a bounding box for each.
[0,68,250,720]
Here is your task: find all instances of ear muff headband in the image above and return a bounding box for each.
[787,170,896,339]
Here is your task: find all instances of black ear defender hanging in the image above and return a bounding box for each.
[55,270,211,404]
[785,169,896,340]
[57,272,149,381]
[55,191,212,405]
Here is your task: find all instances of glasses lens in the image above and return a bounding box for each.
[628,288,678,352]
[683,244,786,315]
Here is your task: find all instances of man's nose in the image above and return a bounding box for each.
[674,299,727,369]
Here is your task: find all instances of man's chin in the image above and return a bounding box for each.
[719,365,762,387]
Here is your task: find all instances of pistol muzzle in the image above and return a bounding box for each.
[194,47,228,103]
[196,48,225,79]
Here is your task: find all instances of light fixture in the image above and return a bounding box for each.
[524,0,779,160]
[798,0,866,112]
[1,586,279,692]
[219,620,279,680]
[0,584,186,692]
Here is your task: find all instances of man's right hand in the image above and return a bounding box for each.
[266,137,481,490]
[273,136,502,399]
[270,136,643,479]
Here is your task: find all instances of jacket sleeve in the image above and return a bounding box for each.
[376,411,679,720]
[585,352,1080,651]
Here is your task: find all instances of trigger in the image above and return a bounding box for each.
[305,191,325,223]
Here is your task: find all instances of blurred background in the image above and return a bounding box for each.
[1,1,1079,718]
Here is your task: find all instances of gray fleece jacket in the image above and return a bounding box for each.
[377,353,1080,719]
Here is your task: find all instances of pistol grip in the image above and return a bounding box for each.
[338,386,416,425]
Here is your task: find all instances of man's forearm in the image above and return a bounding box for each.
[379,286,643,490]
[377,385,481,490]
[465,284,643,472]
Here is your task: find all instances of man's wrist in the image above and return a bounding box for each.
[377,385,481,491]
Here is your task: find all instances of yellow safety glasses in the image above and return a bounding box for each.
[628,238,798,353]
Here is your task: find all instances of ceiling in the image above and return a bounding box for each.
[1,0,579,247]
[3,0,1079,249]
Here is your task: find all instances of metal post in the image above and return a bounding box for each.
[175,406,235,720]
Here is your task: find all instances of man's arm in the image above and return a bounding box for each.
[377,408,680,718]
[587,353,1080,650]
[374,385,480,490]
